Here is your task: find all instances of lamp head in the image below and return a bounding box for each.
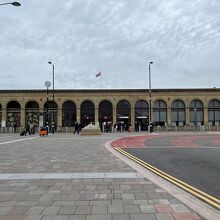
[48,61,52,64]
[11,2,21,6]
[149,61,153,65]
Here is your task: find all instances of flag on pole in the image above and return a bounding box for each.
[96,72,101,77]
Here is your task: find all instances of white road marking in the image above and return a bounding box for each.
[0,136,38,145]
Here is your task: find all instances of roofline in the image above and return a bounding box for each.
[0,88,219,93]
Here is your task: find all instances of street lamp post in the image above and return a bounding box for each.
[44,81,51,133]
[0,2,21,6]
[148,61,153,132]
[48,62,55,131]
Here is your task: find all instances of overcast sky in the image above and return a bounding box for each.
[0,0,220,89]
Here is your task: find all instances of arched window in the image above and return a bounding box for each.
[208,99,220,126]
[43,101,58,126]
[116,100,131,131]
[171,100,186,126]
[7,101,21,127]
[62,101,76,127]
[80,100,95,128]
[25,101,39,126]
[189,100,204,126]
[0,103,2,127]
[99,100,113,132]
[153,100,167,126]
[135,100,149,131]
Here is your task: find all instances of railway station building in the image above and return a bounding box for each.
[0,88,220,132]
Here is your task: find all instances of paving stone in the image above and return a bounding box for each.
[108,204,124,214]
[129,214,157,220]
[133,200,149,205]
[74,201,89,206]
[58,206,76,214]
[139,205,156,213]
[112,213,130,220]
[75,206,92,214]
[121,193,135,200]
[68,215,86,220]
[0,215,25,220]
[42,206,61,215]
[7,206,29,215]
[111,199,133,205]
[147,193,163,199]
[23,216,43,220]
[42,216,68,220]
[53,201,75,206]
[0,206,13,215]
[92,205,107,214]
[123,205,140,213]
[170,204,190,213]
[156,213,175,220]
[86,215,112,220]
[172,213,201,220]
[25,206,45,215]
[155,204,172,213]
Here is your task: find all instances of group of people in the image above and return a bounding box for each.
[113,122,131,132]
[20,123,36,136]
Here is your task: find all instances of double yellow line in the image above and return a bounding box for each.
[115,147,220,209]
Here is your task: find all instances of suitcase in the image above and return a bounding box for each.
[20,131,25,136]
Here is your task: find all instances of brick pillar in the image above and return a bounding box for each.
[131,107,135,129]
[57,107,62,128]
[167,106,172,126]
[20,105,25,128]
[1,105,7,127]
[112,107,117,126]
[76,107,80,124]
[95,107,99,124]
[186,107,190,126]
[204,107,208,126]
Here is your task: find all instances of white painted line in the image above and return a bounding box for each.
[0,172,141,180]
[0,136,38,145]
[105,139,220,220]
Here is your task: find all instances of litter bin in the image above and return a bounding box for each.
[150,123,154,133]
[39,127,48,136]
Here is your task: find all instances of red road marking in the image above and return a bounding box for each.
[112,134,220,149]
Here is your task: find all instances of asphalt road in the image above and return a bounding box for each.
[123,134,220,200]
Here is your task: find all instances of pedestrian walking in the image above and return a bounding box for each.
[73,122,80,134]
[26,123,31,135]
[13,122,17,133]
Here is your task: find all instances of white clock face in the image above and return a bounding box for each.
[44,81,51,88]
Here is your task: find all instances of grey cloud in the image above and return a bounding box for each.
[0,0,219,89]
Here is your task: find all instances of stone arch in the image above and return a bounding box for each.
[80,100,95,128]
[208,99,220,126]
[135,100,149,131]
[7,101,21,127]
[153,100,167,126]
[98,100,113,132]
[62,100,76,127]
[189,99,204,126]
[116,100,131,131]
[25,101,40,126]
[43,101,58,126]
[171,100,186,126]
[0,103,2,127]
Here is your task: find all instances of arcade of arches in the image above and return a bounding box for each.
[0,89,220,131]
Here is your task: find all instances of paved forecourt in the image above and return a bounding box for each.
[0,132,209,220]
